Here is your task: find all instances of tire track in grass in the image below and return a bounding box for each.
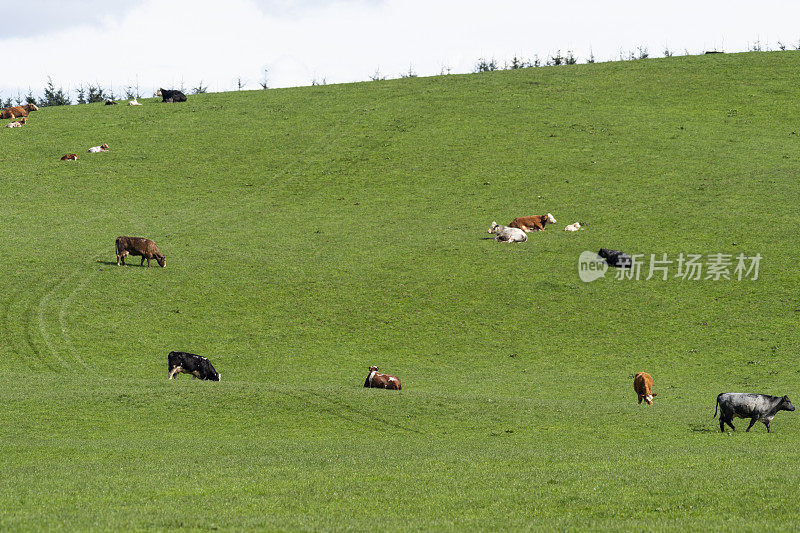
[45,250,107,376]
[58,266,100,376]
[22,278,65,373]
[35,273,77,372]
[286,389,423,435]
[0,281,51,373]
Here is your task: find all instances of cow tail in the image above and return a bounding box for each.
[714,395,720,419]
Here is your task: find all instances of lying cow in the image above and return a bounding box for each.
[488,221,527,243]
[157,88,187,103]
[168,351,220,381]
[128,98,142,106]
[564,222,582,232]
[598,248,632,268]
[88,143,109,153]
[633,372,657,405]
[104,99,117,105]
[715,392,795,433]
[509,213,557,232]
[115,236,166,267]
[0,103,37,119]
[60,154,79,161]
[364,366,401,390]
[5,117,26,128]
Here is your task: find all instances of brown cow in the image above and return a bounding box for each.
[634,372,657,405]
[0,103,38,119]
[364,366,401,390]
[61,154,79,161]
[116,236,166,267]
[509,213,557,232]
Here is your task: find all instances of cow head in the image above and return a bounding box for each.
[781,396,795,411]
[488,222,499,234]
[545,213,557,224]
[154,253,166,268]
[209,370,220,381]
[156,89,163,96]
[25,103,38,111]
[369,366,378,372]
[100,143,109,151]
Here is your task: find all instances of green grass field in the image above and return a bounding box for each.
[2,51,800,531]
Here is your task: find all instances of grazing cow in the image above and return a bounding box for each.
[128,98,142,106]
[364,366,401,390]
[5,117,26,128]
[157,88,187,103]
[0,103,37,119]
[88,143,109,153]
[633,372,657,405]
[509,213,557,232]
[598,248,633,268]
[488,221,528,243]
[168,351,220,381]
[115,236,166,267]
[60,154,79,161]
[715,393,795,433]
[104,99,117,105]
[564,222,582,232]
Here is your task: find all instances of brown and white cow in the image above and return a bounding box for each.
[61,154,79,161]
[0,103,38,119]
[508,213,557,232]
[5,117,26,128]
[634,372,657,405]
[364,366,401,390]
[88,143,109,153]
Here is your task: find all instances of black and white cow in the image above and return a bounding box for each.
[157,88,187,103]
[168,351,220,381]
[598,248,633,268]
[714,392,795,433]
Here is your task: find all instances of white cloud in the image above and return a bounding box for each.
[2,0,800,99]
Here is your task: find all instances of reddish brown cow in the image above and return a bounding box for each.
[116,236,166,267]
[508,213,557,232]
[634,372,657,405]
[0,103,38,119]
[364,366,401,390]
[61,154,79,161]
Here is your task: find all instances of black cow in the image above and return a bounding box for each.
[597,248,633,268]
[157,88,187,103]
[714,393,795,433]
[168,351,220,381]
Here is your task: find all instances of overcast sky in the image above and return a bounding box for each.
[2,0,800,99]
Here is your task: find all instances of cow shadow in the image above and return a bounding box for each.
[95,260,149,267]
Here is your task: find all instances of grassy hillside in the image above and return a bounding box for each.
[2,51,800,530]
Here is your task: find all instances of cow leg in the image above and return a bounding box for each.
[638,396,643,404]
[146,257,151,267]
[719,418,725,432]
[746,418,758,432]
[764,420,771,433]
[726,419,736,431]
[168,366,181,379]
[140,256,145,267]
